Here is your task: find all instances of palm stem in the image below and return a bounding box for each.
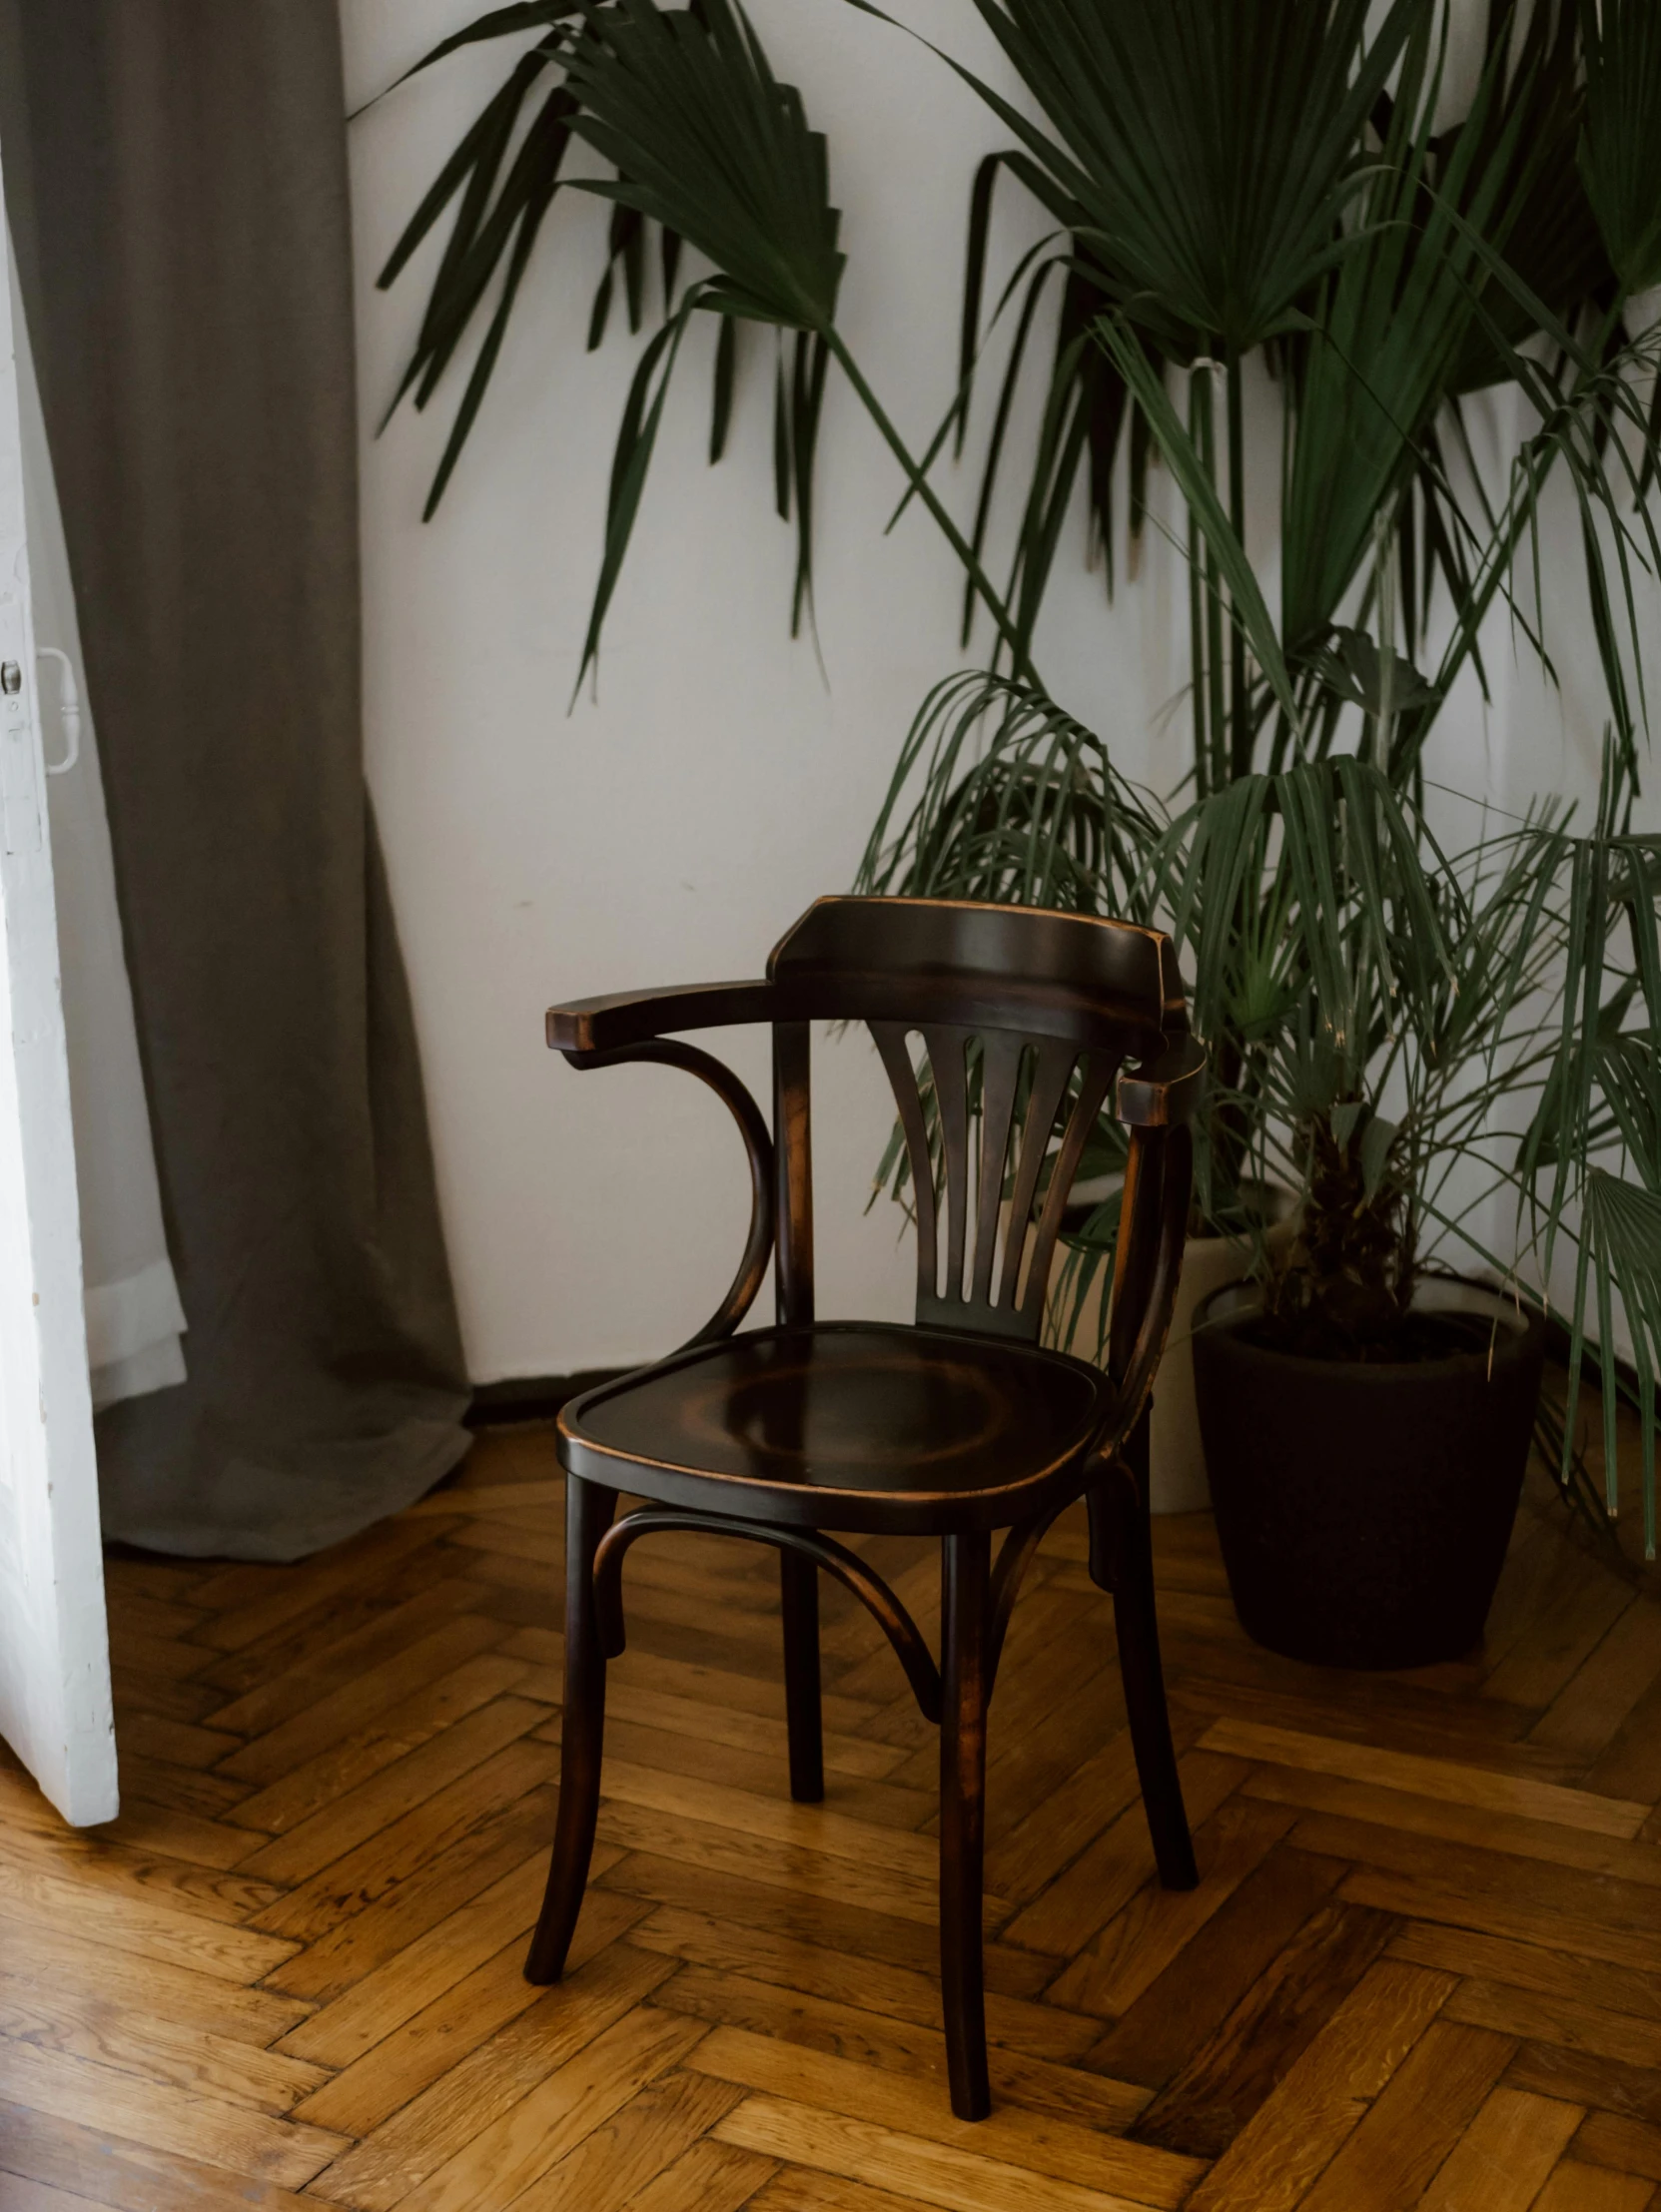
[1227,346,1249,779]
[1197,371,1227,790]
[826,331,1036,683]
[1188,366,1209,798]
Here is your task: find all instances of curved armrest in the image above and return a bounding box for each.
[1115,1033,1207,1128]
[553,1037,776,1348]
[547,979,776,1055]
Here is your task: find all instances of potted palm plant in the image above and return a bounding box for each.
[850,0,1661,1551]
[1178,754,1660,1666]
[374,0,1661,1624]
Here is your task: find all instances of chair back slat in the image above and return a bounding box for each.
[997,1038,1078,1310]
[927,1026,972,1306]
[871,1021,940,1310]
[768,897,1185,1345]
[971,1033,1025,1309]
[1020,1051,1118,1331]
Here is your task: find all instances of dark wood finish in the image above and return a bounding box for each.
[551,1039,775,1353]
[530,894,1204,2119]
[871,1023,1119,1342]
[940,1528,993,2120]
[1102,1407,1200,1891]
[590,1505,945,1723]
[1118,1034,1208,1127]
[771,1020,814,1329]
[546,977,779,1053]
[986,1507,1056,1686]
[523,1474,614,1983]
[560,1320,1112,1534]
[771,1021,821,1803]
[767,893,1187,1036]
[779,1549,824,1804]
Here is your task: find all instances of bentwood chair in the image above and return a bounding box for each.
[525,895,1205,2119]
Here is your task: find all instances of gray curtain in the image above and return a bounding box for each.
[0,0,472,1559]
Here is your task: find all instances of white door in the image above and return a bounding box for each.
[0,152,116,1827]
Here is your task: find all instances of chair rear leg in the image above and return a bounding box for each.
[780,1549,824,1804]
[525,1476,616,1982]
[939,1529,992,2121]
[1101,1410,1198,1892]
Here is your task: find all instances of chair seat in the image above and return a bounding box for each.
[558,1320,1115,1534]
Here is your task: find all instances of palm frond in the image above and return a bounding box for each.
[1579,0,1661,298]
[360,3,580,109]
[1446,0,1611,394]
[943,0,1423,359]
[564,0,844,333]
[1107,333,1287,714]
[951,177,1146,658]
[1280,23,1539,656]
[537,0,847,684]
[856,671,1166,917]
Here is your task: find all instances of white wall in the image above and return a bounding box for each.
[342,0,1192,1378]
[341,0,1649,1381]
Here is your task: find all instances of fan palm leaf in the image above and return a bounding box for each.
[1280,24,1537,656]
[941,0,1423,359]
[376,29,583,521]
[1446,0,1611,394]
[547,0,846,680]
[1579,0,1661,298]
[563,0,843,333]
[379,0,1031,688]
[558,0,1028,686]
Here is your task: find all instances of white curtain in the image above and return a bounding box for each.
[11,247,187,1409]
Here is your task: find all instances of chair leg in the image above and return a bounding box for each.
[939,1529,992,2121]
[525,1475,616,1983]
[780,1549,824,1804]
[1106,1410,1198,1892]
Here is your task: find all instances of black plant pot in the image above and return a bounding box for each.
[1192,1280,1546,1670]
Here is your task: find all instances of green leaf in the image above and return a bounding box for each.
[1329,1101,1364,1151]
[420,89,576,517]
[1096,318,1298,730]
[1359,1112,1399,1202]
[1309,628,1440,720]
[1580,0,1661,297]
[572,289,704,698]
[709,313,739,462]
[1280,22,1540,654]
[563,0,845,335]
[356,3,578,116]
[922,0,1423,359]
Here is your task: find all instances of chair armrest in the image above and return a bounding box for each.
[543,1031,776,1350]
[1115,1034,1207,1128]
[546,979,776,1056]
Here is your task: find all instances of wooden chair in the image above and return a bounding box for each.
[526,895,1205,2119]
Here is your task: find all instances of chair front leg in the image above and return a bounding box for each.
[780,1550,825,1803]
[1101,1409,1197,1892]
[939,1528,992,2121]
[525,1475,617,1983]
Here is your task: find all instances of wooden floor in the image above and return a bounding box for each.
[5,1425,1661,2211]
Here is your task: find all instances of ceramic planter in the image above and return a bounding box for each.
[1192,1277,1546,1669]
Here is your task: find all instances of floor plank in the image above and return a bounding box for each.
[1412,2086,1582,2210]
[2,1426,1654,2212]
[1292,2019,1517,2212]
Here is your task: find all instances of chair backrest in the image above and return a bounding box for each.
[765,897,1188,1343]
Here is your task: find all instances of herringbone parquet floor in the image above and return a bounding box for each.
[4,1415,1661,2210]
